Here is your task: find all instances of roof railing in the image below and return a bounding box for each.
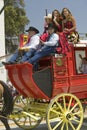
[79,33,87,40]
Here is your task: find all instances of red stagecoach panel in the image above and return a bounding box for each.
[5,63,49,99]
[69,75,87,99]
[52,56,68,76]
[51,56,70,97]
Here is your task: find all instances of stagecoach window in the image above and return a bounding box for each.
[75,50,86,74]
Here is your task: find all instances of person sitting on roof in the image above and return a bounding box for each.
[52,9,62,34]
[2,26,40,65]
[41,10,62,42]
[43,13,53,34]
[21,23,59,68]
[40,13,52,43]
[61,7,79,44]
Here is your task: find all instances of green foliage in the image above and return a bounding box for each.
[4,0,29,36]
[4,0,29,53]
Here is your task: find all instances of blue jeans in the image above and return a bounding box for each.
[28,46,56,64]
[9,49,36,63]
[20,48,36,62]
[9,49,20,63]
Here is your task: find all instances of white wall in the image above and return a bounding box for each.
[0,0,6,82]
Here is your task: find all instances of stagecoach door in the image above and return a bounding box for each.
[68,45,87,99]
[51,54,70,97]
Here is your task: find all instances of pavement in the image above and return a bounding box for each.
[0,120,18,129]
[0,105,87,130]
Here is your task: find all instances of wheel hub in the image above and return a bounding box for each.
[66,113,72,120]
[63,111,73,122]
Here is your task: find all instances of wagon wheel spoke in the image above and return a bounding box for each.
[73,110,83,117]
[50,108,63,116]
[61,122,65,130]
[63,95,66,111]
[67,97,73,111]
[68,120,76,130]
[53,120,63,130]
[65,122,69,130]
[55,101,64,113]
[70,103,79,113]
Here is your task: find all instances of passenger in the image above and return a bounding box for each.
[40,10,62,43]
[79,54,87,74]
[40,13,52,42]
[52,9,62,33]
[61,7,79,43]
[43,13,52,33]
[2,26,40,65]
[23,23,59,68]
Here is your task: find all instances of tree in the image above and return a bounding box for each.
[4,0,29,53]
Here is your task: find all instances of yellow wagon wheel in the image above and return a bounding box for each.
[46,93,83,130]
[11,95,43,130]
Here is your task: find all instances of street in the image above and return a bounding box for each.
[1,119,87,130]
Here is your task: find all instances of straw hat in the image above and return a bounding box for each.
[44,13,52,19]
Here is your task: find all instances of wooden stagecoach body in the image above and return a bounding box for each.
[4,43,87,130]
[5,43,87,100]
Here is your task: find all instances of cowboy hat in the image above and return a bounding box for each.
[26,26,39,34]
[44,13,52,19]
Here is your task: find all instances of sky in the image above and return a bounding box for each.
[24,0,87,35]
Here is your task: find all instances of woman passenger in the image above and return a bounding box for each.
[61,8,79,43]
[52,9,62,34]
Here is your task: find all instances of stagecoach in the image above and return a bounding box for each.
[3,42,87,130]
[0,2,86,130]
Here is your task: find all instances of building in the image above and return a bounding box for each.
[0,0,6,82]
